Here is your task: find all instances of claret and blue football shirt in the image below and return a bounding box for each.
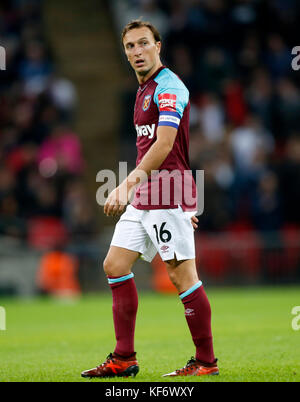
[131,66,197,211]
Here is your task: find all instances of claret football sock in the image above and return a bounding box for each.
[179,281,216,365]
[113,351,137,361]
[107,273,138,357]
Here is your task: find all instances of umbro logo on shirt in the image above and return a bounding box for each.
[135,124,156,139]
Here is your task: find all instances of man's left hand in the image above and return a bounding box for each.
[191,215,198,230]
[104,183,129,217]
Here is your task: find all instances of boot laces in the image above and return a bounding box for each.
[97,353,115,368]
[176,357,199,374]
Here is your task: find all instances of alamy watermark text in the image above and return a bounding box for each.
[0,306,6,330]
[96,162,204,215]
[292,46,300,71]
[0,46,6,71]
[291,306,300,331]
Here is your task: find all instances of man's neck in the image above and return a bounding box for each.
[137,61,163,85]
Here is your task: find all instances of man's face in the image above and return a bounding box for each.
[123,27,161,79]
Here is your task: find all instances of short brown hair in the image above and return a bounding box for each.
[121,19,162,45]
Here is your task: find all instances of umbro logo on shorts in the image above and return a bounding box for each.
[160,245,169,253]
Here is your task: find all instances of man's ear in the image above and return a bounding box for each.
[156,41,162,54]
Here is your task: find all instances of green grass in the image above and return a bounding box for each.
[0,286,299,382]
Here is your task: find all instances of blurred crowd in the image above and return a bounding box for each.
[114,0,300,234]
[0,0,299,291]
[0,0,98,250]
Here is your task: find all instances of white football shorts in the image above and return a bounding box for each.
[110,204,197,262]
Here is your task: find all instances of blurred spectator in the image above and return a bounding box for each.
[28,215,69,250]
[230,0,258,36]
[196,47,234,94]
[274,78,300,140]
[36,247,81,299]
[37,124,85,177]
[47,73,78,121]
[266,0,300,44]
[230,114,274,174]
[246,68,274,130]
[171,45,195,95]
[223,79,248,126]
[33,181,61,217]
[165,0,188,38]
[201,0,230,46]
[19,40,53,94]
[264,34,292,81]
[198,154,232,231]
[279,136,300,224]
[12,100,35,143]
[0,194,26,239]
[196,93,225,143]
[6,143,37,174]
[237,33,261,76]
[63,179,98,244]
[0,165,16,198]
[250,171,283,232]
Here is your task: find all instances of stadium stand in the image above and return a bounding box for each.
[0,0,101,296]
[0,0,300,294]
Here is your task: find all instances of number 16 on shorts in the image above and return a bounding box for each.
[153,222,172,244]
[149,208,196,261]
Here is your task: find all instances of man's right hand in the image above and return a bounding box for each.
[104,183,128,217]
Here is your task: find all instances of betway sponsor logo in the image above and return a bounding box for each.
[135,124,155,139]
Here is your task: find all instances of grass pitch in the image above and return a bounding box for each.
[0,286,299,382]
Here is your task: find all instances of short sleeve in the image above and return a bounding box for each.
[154,69,189,130]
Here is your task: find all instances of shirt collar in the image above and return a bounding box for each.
[139,66,166,91]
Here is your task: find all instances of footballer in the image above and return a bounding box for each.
[81,20,218,378]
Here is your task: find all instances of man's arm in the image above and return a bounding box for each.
[127,125,177,185]
[104,125,177,216]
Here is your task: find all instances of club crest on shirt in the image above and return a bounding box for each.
[142,94,152,111]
